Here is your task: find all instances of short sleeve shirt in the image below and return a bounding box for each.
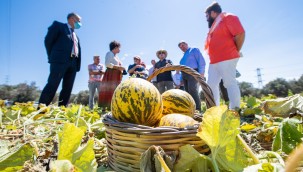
[88,63,104,82]
[208,13,245,64]
[127,64,146,78]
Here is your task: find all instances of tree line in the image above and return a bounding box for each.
[1,74,303,105]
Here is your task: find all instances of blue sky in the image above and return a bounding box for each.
[0,0,303,94]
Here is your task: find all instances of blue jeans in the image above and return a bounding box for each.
[88,82,101,109]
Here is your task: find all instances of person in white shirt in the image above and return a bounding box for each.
[99,40,125,111]
[173,70,184,90]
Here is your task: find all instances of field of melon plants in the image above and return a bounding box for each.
[0,92,303,172]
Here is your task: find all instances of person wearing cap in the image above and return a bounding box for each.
[88,55,104,110]
[127,56,148,79]
[178,41,206,112]
[204,2,245,109]
[154,49,174,94]
[99,40,125,111]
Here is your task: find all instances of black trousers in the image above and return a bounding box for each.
[182,72,201,111]
[39,59,77,106]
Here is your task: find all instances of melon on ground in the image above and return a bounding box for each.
[111,78,163,126]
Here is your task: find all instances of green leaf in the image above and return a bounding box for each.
[272,118,303,154]
[197,105,251,171]
[262,94,303,117]
[0,140,10,157]
[0,143,34,171]
[73,139,97,172]
[90,120,104,130]
[57,123,84,161]
[174,145,213,172]
[3,110,19,121]
[246,97,260,108]
[76,117,88,133]
[241,123,257,132]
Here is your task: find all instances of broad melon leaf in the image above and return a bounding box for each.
[272,118,303,154]
[246,96,261,108]
[0,143,34,171]
[262,94,303,117]
[197,105,250,171]
[174,145,212,172]
[72,139,97,172]
[57,123,84,161]
[3,110,19,121]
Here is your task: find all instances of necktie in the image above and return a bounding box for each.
[71,28,79,57]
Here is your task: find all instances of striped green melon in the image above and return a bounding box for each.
[161,89,196,117]
[158,113,198,128]
[111,78,163,126]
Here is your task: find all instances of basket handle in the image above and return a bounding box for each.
[146,65,215,109]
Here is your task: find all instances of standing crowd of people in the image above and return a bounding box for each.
[39,2,245,112]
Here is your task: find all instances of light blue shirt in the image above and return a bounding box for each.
[179,47,206,74]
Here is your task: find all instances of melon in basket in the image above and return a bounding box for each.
[111,78,163,126]
[162,89,196,117]
[158,113,198,128]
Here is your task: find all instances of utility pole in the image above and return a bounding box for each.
[256,68,263,88]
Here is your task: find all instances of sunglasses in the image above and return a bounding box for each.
[158,52,165,55]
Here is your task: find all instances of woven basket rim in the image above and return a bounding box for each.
[146,65,215,108]
[103,113,200,135]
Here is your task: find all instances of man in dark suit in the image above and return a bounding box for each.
[39,12,82,106]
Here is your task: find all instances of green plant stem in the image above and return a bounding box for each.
[264,151,285,166]
[210,156,220,172]
[75,105,82,127]
[237,134,260,164]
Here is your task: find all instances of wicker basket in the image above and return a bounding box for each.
[103,65,215,172]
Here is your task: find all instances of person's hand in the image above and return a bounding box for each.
[135,65,142,68]
[165,63,171,67]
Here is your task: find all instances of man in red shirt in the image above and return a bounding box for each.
[204,2,245,109]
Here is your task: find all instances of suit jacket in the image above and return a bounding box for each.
[45,21,81,71]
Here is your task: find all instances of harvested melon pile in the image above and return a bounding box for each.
[111,78,198,127]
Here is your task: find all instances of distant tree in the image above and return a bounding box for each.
[11,82,40,102]
[239,81,255,97]
[71,90,89,105]
[0,85,13,100]
[262,78,291,97]
[289,74,303,94]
